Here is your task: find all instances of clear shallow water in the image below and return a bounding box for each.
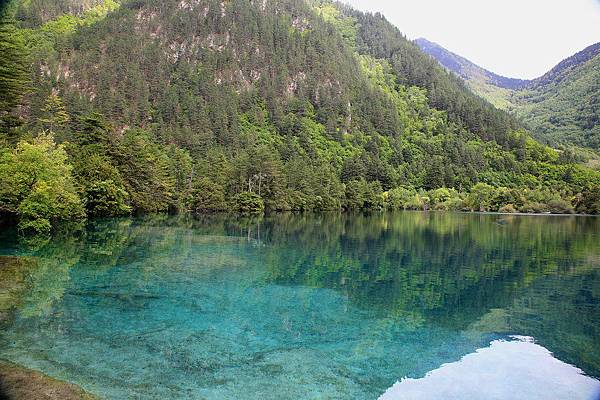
[0,212,599,399]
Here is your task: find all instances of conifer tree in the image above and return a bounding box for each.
[0,0,29,138]
[39,93,70,132]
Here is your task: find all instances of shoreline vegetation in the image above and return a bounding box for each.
[0,131,598,236]
[0,361,96,400]
[0,133,598,236]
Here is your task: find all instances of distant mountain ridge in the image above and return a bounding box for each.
[415,38,600,91]
[415,38,600,151]
[414,38,529,90]
[528,42,600,88]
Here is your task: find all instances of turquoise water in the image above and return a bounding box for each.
[0,212,599,399]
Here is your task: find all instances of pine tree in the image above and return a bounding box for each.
[0,0,29,137]
[39,93,70,132]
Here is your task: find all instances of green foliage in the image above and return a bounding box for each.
[345,6,519,145]
[407,191,430,211]
[0,0,597,231]
[191,177,226,213]
[575,185,600,214]
[84,179,130,217]
[419,38,600,152]
[521,189,575,214]
[232,191,265,214]
[467,183,497,212]
[429,188,463,211]
[386,187,416,210]
[513,48,600,151]
[18,0,120,28]
[0,1,29,137]
[344,179,384,210]
[16,0,119,27]
[112,129,178,213]
[38,93,69,132]
[313,2,358,48]
[67,115,130,216]
[498,203,517,213]
[66,114,187,215]
[0,133,84,232]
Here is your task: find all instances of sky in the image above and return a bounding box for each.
[342,0,600,79]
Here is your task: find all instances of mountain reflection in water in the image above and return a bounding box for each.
[0,212,598,399]
[380,336,600,400]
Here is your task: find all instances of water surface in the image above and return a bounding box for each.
[0,212,599,399]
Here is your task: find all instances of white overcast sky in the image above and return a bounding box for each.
[342,0,600,79]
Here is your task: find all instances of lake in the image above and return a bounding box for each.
[0,212,599,399]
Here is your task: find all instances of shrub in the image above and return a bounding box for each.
[404,191,430,211]
[386,187,417,210]
[575,186,600,214]
[232,192,264,214]
[499,204,517,213]
[313,194,340,211]
[442,195,466,211]
[85,180,131,217]
[363,181,384,210]
[430,188,463,210]
[283,190,308,211]
[191,178,226,213]
[430,188,453,205]
[467,183,496,212]
[547,199,574,214]
[0,133,84,233]
[520,202,548,214]
[491,187,515,211]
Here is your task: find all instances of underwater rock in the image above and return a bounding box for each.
[0,361,97,400]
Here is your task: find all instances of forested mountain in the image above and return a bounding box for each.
[416,38,600,151]
[513,43,600,150]
[1,0,599,233]
[15,0,114,26]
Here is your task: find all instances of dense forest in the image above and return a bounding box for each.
[417,39,600,152]
[1,0,600,234]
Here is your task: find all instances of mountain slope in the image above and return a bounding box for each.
[414,38,528,109]
[414,38,528,90]
[345,9,520,144]
[416,38,600,151]
[15,0,115,26]
[529,42,600,88]
[17,0,521,146]
[513,44,600,149]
